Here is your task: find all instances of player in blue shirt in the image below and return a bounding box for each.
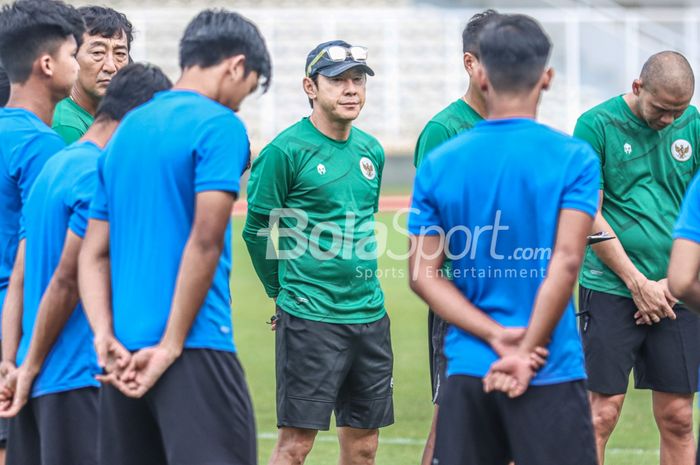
[78,10,271,465]
[408,15,600,465]
[668,172,700,465]
[0,1,84,462]
[0,63,171,465]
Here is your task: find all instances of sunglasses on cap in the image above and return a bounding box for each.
[306,45,369,77]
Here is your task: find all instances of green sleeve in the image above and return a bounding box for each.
[52,125,83,145]
[242,210,280,298]
[246,144,294,214]
[573,115,605,189]
[414,121,451,168]
[243,144,293,298]
[375,145,385,213]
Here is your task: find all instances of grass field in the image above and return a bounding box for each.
[231,213,679,465]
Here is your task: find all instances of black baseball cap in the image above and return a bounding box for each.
[305,40,375,78]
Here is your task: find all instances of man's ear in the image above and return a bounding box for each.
[303,76,317,100]
[227,54,246,81]
[463,52,478,76]
[632,78,643,96]
[37,53,54,79]
[540,67,555,91]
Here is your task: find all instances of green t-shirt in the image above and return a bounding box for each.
[413,98,483,168]
[575,95,700,297]
[246,117,386,324]
[52,98,94,144]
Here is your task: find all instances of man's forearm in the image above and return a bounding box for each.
[22,278,80,374]
[159,238,223,353]
[78,254,114,339]
[2,240,25,364]
[520,258,579,353]
[243,211,280,298]
[590,213,645,288]
[410,274,502,344]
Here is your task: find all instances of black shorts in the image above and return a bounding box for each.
[428,308,448,405]
[275,308,394,430]
[433,375,597,465]
[7,387,98,465]
[579,286,700,395]
[99,349,256,465]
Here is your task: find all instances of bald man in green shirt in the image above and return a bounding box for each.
[575,51,700,465]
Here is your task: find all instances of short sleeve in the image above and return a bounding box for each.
[69,170,97,238]
[194,114,250,195]
[89,154,109,221]
[674,173,700,243]
[408,157,442,235]
[414,122,451,168]
[573,114,605,189]
[561,144,601,218]
[53,125,83,145]
[10,132,65,207]
[246,144,294,215]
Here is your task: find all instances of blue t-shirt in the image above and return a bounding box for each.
[673,173,700,395]
[408,118,600,385]
[18,141,101,397]
[89,90,250,352]
[0,108,65,314]
[674,174,700,244]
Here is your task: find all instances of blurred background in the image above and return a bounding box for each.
[63,0,700,188]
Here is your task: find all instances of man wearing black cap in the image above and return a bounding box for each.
[244,40,394,465]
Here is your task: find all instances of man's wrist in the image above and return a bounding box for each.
[624,271,647,293]
[158,338,183,359]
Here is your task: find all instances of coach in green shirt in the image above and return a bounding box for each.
[53,6,132,144]
[244,41,392,465]
[575,51,700,465]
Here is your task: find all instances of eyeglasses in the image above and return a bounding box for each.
[306,45,369,77]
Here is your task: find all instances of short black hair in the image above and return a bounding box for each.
[179,9,271,92]
[462,9,499,55]
[0,65,9,107]
[95,63,172,122]
[0,0,85,83]
[478,14,552,93]
[78,5,133,51]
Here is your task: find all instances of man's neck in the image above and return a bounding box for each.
[309,110,352,142]
[622,92,643,121]
[174,68,223,103]
[70,85,100,116]
[485,91,540,120]
[80,119,118,148]
[5,82,60,126]
[463,85,487,118]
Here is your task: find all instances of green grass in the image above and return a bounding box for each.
[231,213,677,465]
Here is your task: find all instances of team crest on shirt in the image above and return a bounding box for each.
[624,143,632,155]
[359,157,376,180]
[317,163,326,175]
[671,139,692,162]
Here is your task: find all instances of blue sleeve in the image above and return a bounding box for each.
[674,174,700,243]
[10,132,64,206]
[194,114,250,196]
[408,157,442,235]
[69,169,97,238]
[561,144,600,218]
[89,154,109,221]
